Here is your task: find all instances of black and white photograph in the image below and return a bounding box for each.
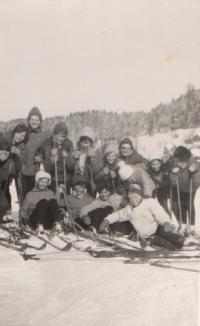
[0,1,200,325]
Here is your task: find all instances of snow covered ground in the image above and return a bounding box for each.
[0,181,200,326]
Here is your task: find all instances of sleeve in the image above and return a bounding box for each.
[42,140,55,175]
[139,169,156,197]
[147,199,171,225]
[105,207,129,224]
[80,199,103,218]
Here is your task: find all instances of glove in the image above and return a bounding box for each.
[57,184,65,194]
[163,222,172,232]
[98,219,110,233]
[172,167,180,174]
[50,154,58,163]
[188,164,196,173]
[34,155,43,163]
[15,148,21,156]
[62,151,68,158]
[72,151,81,159]
[51,148,58,156]
[109,170,116,179]
[11,146,16,154]
[103,167,109,175]
[87,148,96,158]
[82,215,91,226]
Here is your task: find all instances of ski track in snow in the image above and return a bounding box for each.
[0,184,199,326]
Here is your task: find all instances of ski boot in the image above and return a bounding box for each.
[36,224,45,236]
[54,222,64,235]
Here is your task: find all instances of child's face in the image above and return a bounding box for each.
[150,160,162,172]
[29,116,40,130]
[0,149,9,161]
[99,189,111,201]
[173,158,187,169]
[80,137,92,151]
[54,132,67,146]
[14,131,26,144]
[74,184,86,196]
[106,152,117,165]
[127,192,142,207]
[37,178,49,190]
[120,143,132,157]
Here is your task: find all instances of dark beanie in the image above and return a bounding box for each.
[28,107,42,122]
[119,137,133,150]
[0,137,11,151]
[72,175,87,186]
[173,146,191,162]
[53,122,68,136]
[96,180,113,193]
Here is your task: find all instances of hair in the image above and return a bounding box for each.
[79,136,93,145]
[12,124,29,143]
[96,180,113,194]
[173,146,191,162]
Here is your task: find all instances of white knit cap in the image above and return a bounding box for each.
[148,151,162,163]
[119,165,134,181]
[35,164,51,185]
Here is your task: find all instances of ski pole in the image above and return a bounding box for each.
[55,159,59,203]
[111,178,116,193]
[89,165,95,198]
[188,177,192,237]
[63,156,67,196]
[176,175,183,232]
[169,186,172,220]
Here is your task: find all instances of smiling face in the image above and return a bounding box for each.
[173,157,187,169]
[106,152,117,165]
[150,160,162,172]
[14,131,26,144]
[73,184,86,196]
[54,132,67,146]
[127,192,142,207]
[37,178,49,191]
[29,115,41,130]
[99,189,111,201]
[0,149,10,161]
[120,143,132,157]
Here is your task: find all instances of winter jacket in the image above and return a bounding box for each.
[170,159,200,193]
[64,192,93,220]
[0,157,15,185]
[147,163,170,189]
[123,165,156,198]
[119,149,147,170]
[19,186,55,220]
[22,127,47,176]
[42,136,74,182]
[80,193,126,218]
[105,198,171,239]
[11,142,26,173]
[94,157,122,189]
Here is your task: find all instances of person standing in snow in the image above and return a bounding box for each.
[42,121,74,194]
[69,126,101,198]
[118,137,147,170]
[147,152,171,214]
[0,137,15,221]
[19,168,63,235]
[170,146,200,233]
[99,184,199,250]
[21,107,47,199]
[118,164,156,198]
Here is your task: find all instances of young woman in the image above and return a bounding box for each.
[118,137,147,169]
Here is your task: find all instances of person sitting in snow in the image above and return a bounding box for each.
[69,126,101,198]
[118,164,156,198]
[118,137,147,170]
[19,167,64,235]
[170,146,200,234]
[147,152,171,214]
[98,184,199,251]
[42,121,74,195]
[79,180,133,234]
[94,144,123,193]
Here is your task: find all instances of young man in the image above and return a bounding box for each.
[99,184,198,250]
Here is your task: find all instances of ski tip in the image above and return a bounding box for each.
[19,243,28,251]
[61,243,72,251]
[37,242,47,250]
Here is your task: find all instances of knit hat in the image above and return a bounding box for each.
[72,174,87,186]
[119,137,133,150]
[28,107,42,122]
[79,127,95,144]
[104,144,118,157]
[0,137,11,151]
[148,152,163,163]
[118,165,134,181]
[173,146,191,162]
[127,183,143,196]
[53,122,68,136]
[35,164,51,184]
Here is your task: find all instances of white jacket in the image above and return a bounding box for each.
[106,198,171,239]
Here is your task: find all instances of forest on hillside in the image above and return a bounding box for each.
[1,84,200,142]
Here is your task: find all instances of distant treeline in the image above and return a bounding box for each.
[1,84,200,142]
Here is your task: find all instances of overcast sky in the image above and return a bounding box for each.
[0,0,200,121]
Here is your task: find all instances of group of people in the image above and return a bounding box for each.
[0,106,200,250]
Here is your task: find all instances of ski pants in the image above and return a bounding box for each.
[0,190,10,220]
[21,175,36,200]
[29,199,61,229]
[148,225,185,251]
[172,188,196,225]
[75,206,134,235]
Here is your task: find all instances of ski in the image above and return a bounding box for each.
[151,259,199,273]
[0,240,28,252]
[37,234,72,251]
[0,236,47,251]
